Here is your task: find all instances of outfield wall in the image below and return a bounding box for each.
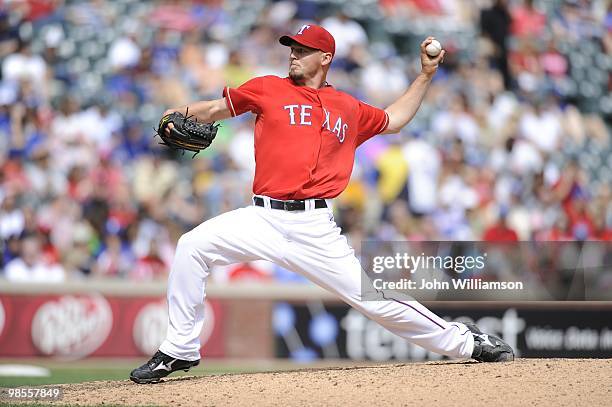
[1,280,611,361]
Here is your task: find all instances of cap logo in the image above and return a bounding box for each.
[297,25,311,35]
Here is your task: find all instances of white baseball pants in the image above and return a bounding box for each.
[159,199,474,361]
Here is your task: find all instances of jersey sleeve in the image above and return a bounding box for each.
[222,76,265,116]
[356,100,390,146]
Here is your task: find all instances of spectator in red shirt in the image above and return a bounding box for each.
[131,238,169,281]
[511,0,547,38]
[483,207,519,241]
[565,193,596,240]
[537,213,573,241]
[551,160,597,239]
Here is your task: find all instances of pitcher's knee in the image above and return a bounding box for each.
[176,230,210,259]
[177,232,193,251]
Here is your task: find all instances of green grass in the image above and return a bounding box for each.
[1,359,143,387]
[0,368,134,387]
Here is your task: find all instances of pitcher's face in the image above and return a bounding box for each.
[288,44,325,83]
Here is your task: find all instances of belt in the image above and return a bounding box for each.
[253,196,327,211]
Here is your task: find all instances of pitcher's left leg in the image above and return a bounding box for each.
[288,246,474,358]
[284,211,473,359]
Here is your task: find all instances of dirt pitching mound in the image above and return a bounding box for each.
[54,359,611,406]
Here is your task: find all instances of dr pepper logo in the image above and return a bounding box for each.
[31,295,113,358]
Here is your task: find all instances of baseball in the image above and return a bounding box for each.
[426,39,442,57]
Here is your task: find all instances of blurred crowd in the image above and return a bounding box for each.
[0,0,610,283]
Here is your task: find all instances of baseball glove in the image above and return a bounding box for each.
[156,109,219,157]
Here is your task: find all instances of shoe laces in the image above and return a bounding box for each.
[147,351,167,368]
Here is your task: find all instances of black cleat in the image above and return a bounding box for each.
[130,350,200,384]
[466,323,514,362]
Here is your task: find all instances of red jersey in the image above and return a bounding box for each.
[223,75,389,199]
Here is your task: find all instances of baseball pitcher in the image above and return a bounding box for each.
[130,25,514,384]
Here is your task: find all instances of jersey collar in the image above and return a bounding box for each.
[285,77,334,90]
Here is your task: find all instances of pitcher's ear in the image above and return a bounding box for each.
[321,52,333,67]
